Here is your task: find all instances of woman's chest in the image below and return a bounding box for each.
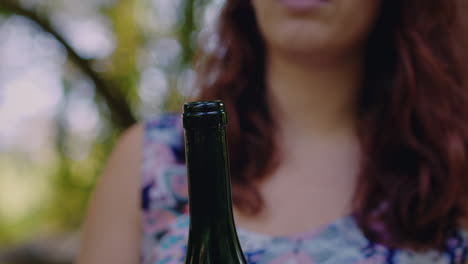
[234,162,358,239]
[143,214,464,264]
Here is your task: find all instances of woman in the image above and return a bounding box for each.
[77,0,468,263]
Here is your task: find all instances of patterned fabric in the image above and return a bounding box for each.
[141,113,468,264]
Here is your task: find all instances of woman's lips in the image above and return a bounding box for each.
[278,0,329,11]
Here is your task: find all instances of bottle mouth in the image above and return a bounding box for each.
[183,100,227,128]
[184,100,224,113]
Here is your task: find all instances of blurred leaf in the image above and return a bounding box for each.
[177,0,211,69]
[163,75,185,112]
[102,0,144,111]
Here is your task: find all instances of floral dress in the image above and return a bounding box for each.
[141,113,468,264]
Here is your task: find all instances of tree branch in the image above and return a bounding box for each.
[0,0,136,129]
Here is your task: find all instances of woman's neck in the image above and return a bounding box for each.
[266,51,364,141]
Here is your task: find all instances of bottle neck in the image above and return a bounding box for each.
[185,126,236,235]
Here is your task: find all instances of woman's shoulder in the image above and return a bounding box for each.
[77,123,144,264]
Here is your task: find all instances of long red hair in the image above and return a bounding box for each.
[192,0,468,249]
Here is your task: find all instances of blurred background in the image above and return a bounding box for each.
[0,0,222,263]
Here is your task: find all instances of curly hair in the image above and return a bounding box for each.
[192,0,468,249]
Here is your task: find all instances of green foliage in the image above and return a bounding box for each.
[102,0,143,111]
[177,0,211,69]
[0,0,214,261]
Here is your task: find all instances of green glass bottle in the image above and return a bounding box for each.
[182,101,247,264]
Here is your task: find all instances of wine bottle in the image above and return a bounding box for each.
[182,101,247,264]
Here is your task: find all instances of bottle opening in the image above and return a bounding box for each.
[184,100,224,113]
[183,100,227,128]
